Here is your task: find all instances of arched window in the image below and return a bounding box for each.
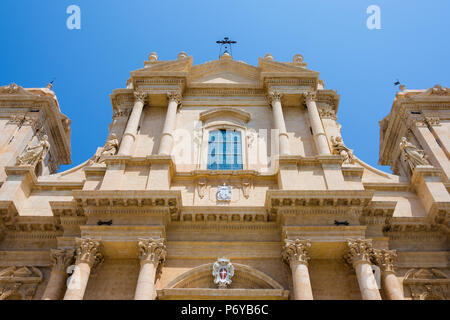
[207,129,243,170]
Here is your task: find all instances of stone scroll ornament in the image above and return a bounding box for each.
[16,135,50,167]
[399,137,430,171]
[212,257,234,288]
[331,136,355,164]
[89,133,119,164]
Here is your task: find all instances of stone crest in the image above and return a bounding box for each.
[212,257,234,288]
[216,183,231,202]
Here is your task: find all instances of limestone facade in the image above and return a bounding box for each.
[0,52,448,300]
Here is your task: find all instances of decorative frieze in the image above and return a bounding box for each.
[403,268,449,300]
[0,266,43,300]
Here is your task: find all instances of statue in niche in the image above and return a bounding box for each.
[89,133,119,164]
[399,137,430,170]
[16,135,50,167]
[331,136,355,164]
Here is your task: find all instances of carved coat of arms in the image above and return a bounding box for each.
[216,183,231,202]
[212,257,234,288]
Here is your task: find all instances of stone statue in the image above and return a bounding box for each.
[331,136,354,164]
[399,137,430,170]
[16,135,50,167]
[89,133,119,164]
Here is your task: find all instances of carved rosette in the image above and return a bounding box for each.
[138,238,167,267]
[344,239,373,267]
[302,91,317,103]
[371,249,397,273]
[166,92,182,105]
[133,90,147,103]
[75,239,103,270]
[267,91,283,105]
[282,239,311,266]
[50,249,75,273]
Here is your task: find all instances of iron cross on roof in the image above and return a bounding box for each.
[216,37,237,57]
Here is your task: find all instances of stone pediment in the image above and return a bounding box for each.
[258,57,319,76]
[189,57,260,86]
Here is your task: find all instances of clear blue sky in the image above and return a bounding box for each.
[1,1,449,173]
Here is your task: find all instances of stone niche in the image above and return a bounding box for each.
[157,263,289,300]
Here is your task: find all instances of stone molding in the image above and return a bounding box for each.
[282,239,311,266]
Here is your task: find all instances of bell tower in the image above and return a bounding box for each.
[0,83,72,184]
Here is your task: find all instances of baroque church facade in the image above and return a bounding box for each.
[0,52,448,300]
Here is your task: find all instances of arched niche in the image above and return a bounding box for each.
[157,263,289,300]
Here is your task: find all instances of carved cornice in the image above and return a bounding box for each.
[344,238,373,267]
[75,238,103,269]
[138,238,167,267]
[371,249,397,273]
[50,249,75,273]
[282,239,311,266]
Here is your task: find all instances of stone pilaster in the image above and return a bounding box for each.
[118,90,146,156]
[344,239,381,300]
[134,238,167,300]
[42,249,75,300]
[268,92,290,156]
[63,239,103,300]
[372,249,404,300]
[282,239,313,300]
[303,92,330,155]
[158,92,181,155]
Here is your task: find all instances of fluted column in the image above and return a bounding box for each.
[42,249,75,300]
[158,92,181,155]
[282,239,313,300]
[118,90,147,156]
[268,92,290,156]
[372,249,404,300]
[303,92,330,155]
[63,239,103,300]
[345,239,381,300]
[134,238,167,300]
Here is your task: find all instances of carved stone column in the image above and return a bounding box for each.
[372,249,404,300]
[134,238,167,300]
[268,92,290,156]
[282,239,313,300]
[303,92,330,155]
[63,239,103,300]
[158,92,181,155]
[118,90,146,156]
[42,249,75,300]
[345,239,381,300]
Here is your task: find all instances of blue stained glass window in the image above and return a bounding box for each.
[207,129,243,170]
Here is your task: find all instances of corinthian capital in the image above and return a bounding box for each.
[282,239,311,266]
[134,90,147,103]
[267,91,283,104]
[344,239,373,267]
[75,238,103,269]
[138,238,167,266]
[371,249,397,273]
[50,249,75,273]
[302,91,316,102]
[166,92,182,104]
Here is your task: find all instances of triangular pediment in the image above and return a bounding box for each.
[189,57,260,86]
[258,57,319,76]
